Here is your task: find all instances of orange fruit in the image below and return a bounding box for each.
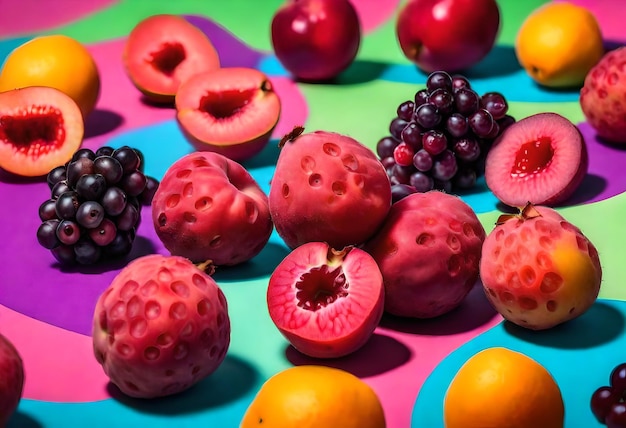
[444,347,564,428]
[240,365,386,428]
[515,2,604,88]
[0,35,100,118]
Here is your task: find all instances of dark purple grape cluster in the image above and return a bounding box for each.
[36,146,160,266]
[591,363,626,427]
[376,70,516,202]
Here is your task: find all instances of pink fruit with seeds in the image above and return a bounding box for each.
[485,112,588,208]
[363,191,486,319]
[152,152,273,266]
[580,46,626,144]
[269,126,392,249]
[0,333,24,426]
[480,203,602,330]
[267,242,384,358]
[92,254,230,398]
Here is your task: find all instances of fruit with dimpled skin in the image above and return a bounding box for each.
[363,190,486,318]
[124,14,220,104]
[175,67,281,162]
[151,152,273,266]
[92,254,230,398]
[480,203,602,330]
[396,0,500,73]
[580,46,626,144]
[485,112,588,208]
[0,333,24,426]
[269,126,392,250]
[271,0,361,81]
[0,86,84,177]
[267,242,384,359]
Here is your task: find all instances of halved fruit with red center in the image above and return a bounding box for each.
[176,67,281,162]
[0,86,84,177]
[485,112,588,207]
[123,14,220,103]
[267,242,384,359]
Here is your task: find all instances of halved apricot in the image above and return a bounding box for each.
[0,86,84,177]
[175,67,281,162]
[123,14,220,103]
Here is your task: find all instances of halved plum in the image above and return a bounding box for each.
[123,14,220,103]
[0,86,84,177]
[175,67,281,162]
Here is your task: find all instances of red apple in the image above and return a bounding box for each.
[396,0,500,73]
[0,333,24,426]
[271,0,361,81]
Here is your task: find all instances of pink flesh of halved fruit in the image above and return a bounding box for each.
[267,242,385,359]
[485,112,588,208]
[124,14,220,103]
[175,67,281,162]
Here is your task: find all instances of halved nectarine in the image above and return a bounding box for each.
[0,86,84,177]
[175,67,281,162]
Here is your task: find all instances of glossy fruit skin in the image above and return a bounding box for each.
[444,347,564,428]
[363,191,486,318]
[0,86,84,177]
[92,254,230,398]
[580,47,626,144]
[480,204,602,330]
[269,129,391,250]
[0,333,24,426]
[271,0,361,81]
[267,242,384,358]
[516,2,604,88]
[0,35,100,118]
[151,152,273,266]
[240,365,386,428]
[396,0,500,73]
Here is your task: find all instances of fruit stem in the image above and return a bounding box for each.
[326,245,352,266]
[195,259,216,275]
[496,201,542,225]
[278,125,305,148]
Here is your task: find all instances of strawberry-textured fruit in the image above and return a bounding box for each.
[364,191,485,318]
[480,203,602,330]
[269,127,392,249]
[0,333,24,426]
[151,152,273,266]
[92,254,230,398]
[267,242,384,358]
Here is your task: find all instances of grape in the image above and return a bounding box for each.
[422,130,447,156]
[51,180,71,199]
[47,166,66,190]
[381,156,396,169]
[611,363,626,392]
[426,71,452,92]
[71,148,96,162]
[414,103,441,129]
[393,143,415,167]
[451,75,471,92]
[429,88,454,114]
[37,219,61,249]
[391,164,413,185]
[607,403,626,428]
[56,220,82,245]
[120,170,148,196]
[409,171,434,192]
[414,89,429,107]
[115,203,139,231]
[431,150,458,181]
[468,109,495,138]
[139,176,160,206]
[113,146,141,174]
[39,199,58,221]
[591,386,622,423]
[93,155,123,185]
[95,146,115,157]
[485,121,500,140]
[66,157,95,188]
[446,113,469,138]
[454,137,481,162]
[454,87,480,115]
[76,174,107,201]
[401,122,423,149]
[134,148,146,173]
[51,244,76,265]
[454,168,477,189]
[413,149,433,172]
[391,184,417,203]
[397,101,415,121]
[434,179,452,193]
[74,239,102,265]
[89,218,117,246]
[498,115,516,133]
[101,187,127,216]
[55,191,80,220]
[390,118,409,140]
[481,92,508,120]
[76,201,105,229]
[105,231,134,258]
[377,136,400,158]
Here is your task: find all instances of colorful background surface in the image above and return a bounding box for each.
[1,0,625,427]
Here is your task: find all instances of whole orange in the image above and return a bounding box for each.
[515,2,604,88]
[444,347,564,428]
[240,365,386,428]
[0,35,100,118]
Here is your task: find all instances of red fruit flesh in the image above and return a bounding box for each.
[92,254,230,398]
[176,67,281,162]
[485,112,588,207]
[124,14,220,103]
[269,127,392,249]
[0,86,84,177]
[267,242,384,359]
[580,46,626,144]
[363,191,486,318]
[151,152,273,266]
[0,334,24,426]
